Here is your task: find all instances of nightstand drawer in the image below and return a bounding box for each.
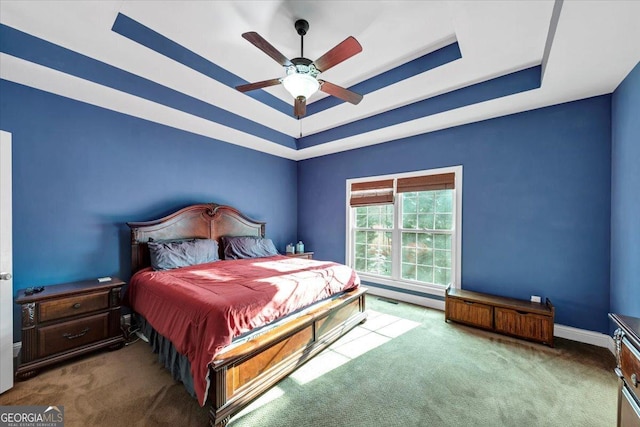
[39,291,110,322]
[38,312,109,358]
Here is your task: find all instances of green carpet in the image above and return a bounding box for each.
[0,296,617,427]
[230,297,617,427]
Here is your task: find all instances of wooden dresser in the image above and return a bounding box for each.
[610,313,640,427]
[15,277,125,379]
[445,286,554,347]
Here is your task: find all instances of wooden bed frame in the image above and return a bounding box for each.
[127,203,367,426]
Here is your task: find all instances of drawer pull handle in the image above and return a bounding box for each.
[464,301,474,305]
[63,328,89,340]
[72,303,81,309]
[632,373,638,388]
[516,310,529,315]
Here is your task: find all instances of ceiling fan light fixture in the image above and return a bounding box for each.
[282,73,320,100]
[237,19,363,117]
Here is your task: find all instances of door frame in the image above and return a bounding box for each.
[0,130,13,394]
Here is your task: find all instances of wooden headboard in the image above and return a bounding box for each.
[127,203,266,274]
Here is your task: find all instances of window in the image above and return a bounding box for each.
[347,167,462,295]
[353,205,393,276]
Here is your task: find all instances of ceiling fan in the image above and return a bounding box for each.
[236,19,363,118]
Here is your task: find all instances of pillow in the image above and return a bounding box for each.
[148,238,219,271]
[221,236,279,260]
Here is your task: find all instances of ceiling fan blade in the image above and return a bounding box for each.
[242,32,293,67]
[236,78,282,93]
[312,36,362,72]
[318,80,363,105]
[294,96,307,118]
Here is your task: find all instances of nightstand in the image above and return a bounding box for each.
[286,252,314,260]
[15,277,125,379]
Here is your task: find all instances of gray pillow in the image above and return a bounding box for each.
[148,238,219,271]
[221,236,279,260]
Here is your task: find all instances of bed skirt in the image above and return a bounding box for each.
[137,314,196,398]
[134,289,361,403]
[134,286,368,427]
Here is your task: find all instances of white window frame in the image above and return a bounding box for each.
[345,166,463,297]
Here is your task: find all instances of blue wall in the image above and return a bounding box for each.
[0,80,298,340]
[297,96,612,333]
[611,61,640,318]
[1,75,631,337]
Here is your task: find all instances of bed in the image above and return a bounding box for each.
[125,203,367,426]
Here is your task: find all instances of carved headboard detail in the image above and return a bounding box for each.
[127,203,266,274]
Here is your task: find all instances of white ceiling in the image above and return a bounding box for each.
[1,1,639,160]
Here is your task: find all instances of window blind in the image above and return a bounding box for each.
[349,179,394,206]
[396,173,455,193]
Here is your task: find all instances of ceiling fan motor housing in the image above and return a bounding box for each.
[286,57,319,79]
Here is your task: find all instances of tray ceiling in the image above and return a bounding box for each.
[1,1,639,160]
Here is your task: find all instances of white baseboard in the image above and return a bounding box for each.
[555,324,616,353]
[366,285,445,311]
[365,285,615,352]
[12,302,616,359]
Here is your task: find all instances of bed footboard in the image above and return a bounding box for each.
[208,287,367,426]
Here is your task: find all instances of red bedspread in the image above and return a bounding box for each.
[125,255,360,405]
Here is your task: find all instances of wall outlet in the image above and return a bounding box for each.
[530,295,542,303]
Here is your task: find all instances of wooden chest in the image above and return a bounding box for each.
[445,286,554,346]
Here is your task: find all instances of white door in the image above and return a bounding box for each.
[0,130,13,393]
